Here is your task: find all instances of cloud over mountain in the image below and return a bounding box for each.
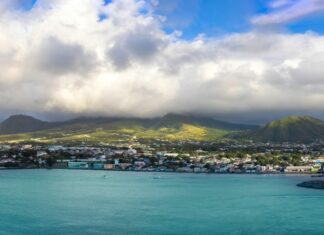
[1,0,324,123]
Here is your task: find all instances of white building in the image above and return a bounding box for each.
[284,166,313,173]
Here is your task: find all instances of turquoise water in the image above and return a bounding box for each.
[0,170,324,235]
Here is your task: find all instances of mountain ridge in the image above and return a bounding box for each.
[0,113,257,135]
[1,114,324,143]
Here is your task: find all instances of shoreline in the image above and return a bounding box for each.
[0,167,321,176]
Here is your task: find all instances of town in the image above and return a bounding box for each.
[1,140,324,174]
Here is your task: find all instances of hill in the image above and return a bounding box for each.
[153,113,257,130]
[0,113,256,143]
[249,116,324,143]
[0,115,53,134]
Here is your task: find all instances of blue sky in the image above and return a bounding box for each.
[288,11,324,34]
[154,0,267,38]
[153,0,324,38]
[17,0,37,10]
[18,0,324,38]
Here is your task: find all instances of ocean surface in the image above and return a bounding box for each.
[0,170,324,235]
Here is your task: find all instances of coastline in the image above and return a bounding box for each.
[0,167,320,176]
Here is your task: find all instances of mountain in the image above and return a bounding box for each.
[0,115,52,135]
[153,113,258,130]
[0,113,256,143]
[3,114,323,144]
[249,116,324,143]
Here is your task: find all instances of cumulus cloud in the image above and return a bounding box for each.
[36,37,97,75]
[252,0,324,25]
[107,31,165,70]
[1,0,324,123]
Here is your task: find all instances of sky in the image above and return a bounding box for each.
[1,0,324,124]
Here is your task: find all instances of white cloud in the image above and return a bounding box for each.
[1,0,324,122]
[252,0,324,25]
[268,0,295,9]
[35,37,97,75]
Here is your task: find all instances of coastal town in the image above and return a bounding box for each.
[1,141,324,174]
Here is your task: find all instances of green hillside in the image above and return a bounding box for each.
[0,114,253,144]
[249,116,324,143]
[2,114,324,144]
[0,123,229,144]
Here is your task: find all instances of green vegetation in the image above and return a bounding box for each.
[249,115,324,143]
[267,116,323,128]
[2,114,324,144]
[0,113,254,144]
[0,123,230,144]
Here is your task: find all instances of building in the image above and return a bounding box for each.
[53,161,68,169]
[284,166,314,173]
[164,153,179,157]
[119,163,132,170]
[104,164,114,169]
[93,163,104,169]
[313,157,324,164]
[134,161,146,168]
[68,161,88,169]
[37,151,48,157]
[127,148,137,156]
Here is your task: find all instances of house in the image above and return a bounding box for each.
[21,145,33,150]
[313,157,324,164]
[0,145,11,150]
[48,145,64,152]
[119,163,132,170]
[104,164,114,169]
[164,153,179,157]
[127,148,137,156]
[37,151,48,157]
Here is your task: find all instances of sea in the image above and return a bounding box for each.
[0,169,324,235]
